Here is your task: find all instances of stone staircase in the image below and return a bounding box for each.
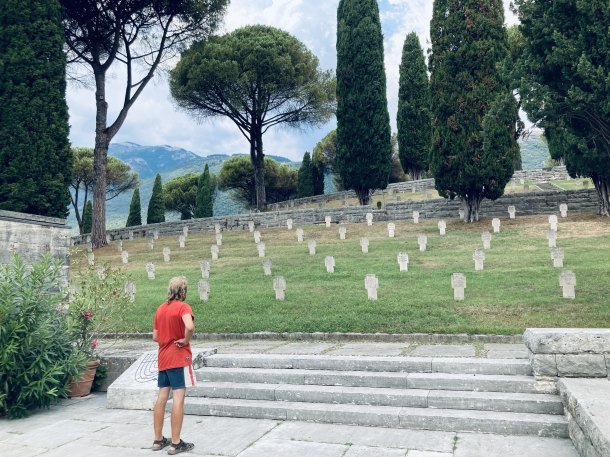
[183,353,568,437]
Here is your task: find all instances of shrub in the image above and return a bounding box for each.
[0,255,85,419]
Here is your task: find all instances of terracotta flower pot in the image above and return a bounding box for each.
[69,359,101,398]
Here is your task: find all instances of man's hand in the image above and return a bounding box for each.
[175,338,188,347]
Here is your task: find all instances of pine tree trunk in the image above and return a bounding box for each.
[252,126,266,211]
[356,188,371,205]
[462,195,483,223]
[91,71,109,247]
[592,174,610,217]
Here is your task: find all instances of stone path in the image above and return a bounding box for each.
[0,393,577,457]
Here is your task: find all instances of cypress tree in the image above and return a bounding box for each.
[297,152,315,198]
[397,32,431,181]
[429,0,518,222]
[0,0,72,218]
[336,0,392,205]
[147,174,165,224]
[194,165,213,218]
[82,201,93,234]
[126,188,142,227]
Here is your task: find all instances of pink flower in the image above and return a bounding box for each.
[91,339,98,350]
[83,311,92,321]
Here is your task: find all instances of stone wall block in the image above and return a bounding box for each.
[529,352,558,378]
[556,354,607,378]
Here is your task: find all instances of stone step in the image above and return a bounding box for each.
[189,382,564,415]
[182,397,569,438]
[204,354,532,376]
[198,367,555,394]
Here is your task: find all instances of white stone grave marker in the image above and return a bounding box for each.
[262,258,272,276]
[492,218,501,233]
[458,209,465,220]
[338,225,347,240]
[387,222,396,238]
[473,249,485,271]
[366,213,373,226]
[549,215,558,231]
[547,229,557,248]
[296,228,304,243]
[211,245,219,260]
[273,276,286,300]
[86,242,93,253]
[163,247,171,262]
[97,266,106,280]
[438,220,447,236]
[559,203,568,218]
[308,239,316,255]
[87,252,95,266]
[417,234,427,252]
[124,282,136,303]
[147,237,154,250]
[397,252,409,272]
[146,262,155,280]
[182,226,188,238]
[508,205,516,219]
[153,230,159,240]
[551,248,564,268]
[257,242,266,258]
[116,240,123,252]
[200,260,210,279]
[451,273,466,301]
[559,270,576,299]
[482,231,492,250]
[325,216,332,228]
[413,211,420,224]
[121,250,129,264]
[214,223,221,234]
[325,256,335,273]
[360,237,369,253]
[128,231,134,241]
[105,234,111,244]
[216,233,222,246]
[364,274,379,300]
[178,235,185,248]
[248,221,255,232]
[198,279,209,301]
[583,180,589,189]
[253,230,261,244]
[287,218,293,230]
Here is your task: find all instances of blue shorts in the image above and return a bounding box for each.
[158,366,196,390]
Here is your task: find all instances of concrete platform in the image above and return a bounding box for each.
[0,394,578,457]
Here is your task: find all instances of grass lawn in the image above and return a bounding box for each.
[73,214,610,335]
[551,179,593,191]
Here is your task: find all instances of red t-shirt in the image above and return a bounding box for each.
[153,300,194,371]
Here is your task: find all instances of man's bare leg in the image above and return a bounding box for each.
[154,387,171,441]
[171,387,187,445]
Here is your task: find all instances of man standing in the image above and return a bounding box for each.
[152,277,195,454]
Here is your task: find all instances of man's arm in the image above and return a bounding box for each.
[152,329,158,342]
[175,314,194,347]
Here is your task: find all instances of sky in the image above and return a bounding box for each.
[66,0,518,162]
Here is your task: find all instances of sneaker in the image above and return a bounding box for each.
[167,439,195,455]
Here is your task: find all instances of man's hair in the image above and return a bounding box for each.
[167,276,188,302]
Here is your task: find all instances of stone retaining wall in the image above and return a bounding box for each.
[73,188,598,245]
[0,210,71,279]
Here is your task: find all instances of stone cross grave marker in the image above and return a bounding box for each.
[286,218,293,230]
[248,221,255,232]
[511,181,516,192]
[360,237,369,253]
[253,230,261,244]
[200,260,210,279]
[97,266,106,280]
[211,245,219,260]
[153,230,159,240]
[482,231,492,249]
[146,262,155,280]
[397,252,409,272]
[163,247,171,262]
[364,274,379,300]
[551,248,564,268]
[87,252,95,266]
[198,279,209,301]
[296,228,304,242]
[216,233,222,246]
[451,273,466,301]
[549,215,558,231]
[116,240,123,252]
[257,242,266,258]
[325,256,335,273]
[325,216,332,228]
[273,276,286,300]
[583,180,589,189]
[473,249,485,271]
[492,218,501,233]
[387,222,396,238]
[308,239,316,255]
[547,229,557,248]
[339,225,347,240]
[508,205,516,219]
[86,241,93,253]
[263,258,272,276]
[128,230,134,241]
[388,188,394,196]
[366,213,373,226]
[105,234,111,244]
[417,234,427,252]
[124,282,136,303]
[183,226,188,238]
[121,250,129,264]
[559,203,568,218]
[559,270,576,299]
[179,235,185,248]
[438,220,446,236]
[458,209,465,220]
[147,237,154,250]
[214,223,221,234]
[413,211,420,224]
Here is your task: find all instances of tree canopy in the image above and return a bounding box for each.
[514,0,610,215]
[194,164,214,218]
[164,174,199,220]
[147,174,165,224]
[126,188,142,227]
[170,25,335,210]
[0,0,71,218]
[429,0,519,222]
[336,0,392,205]
[61,0,228,246]
[219,156,297,208]
[297,152,315,198]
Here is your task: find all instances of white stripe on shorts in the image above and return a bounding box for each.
[183,365,196,387]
